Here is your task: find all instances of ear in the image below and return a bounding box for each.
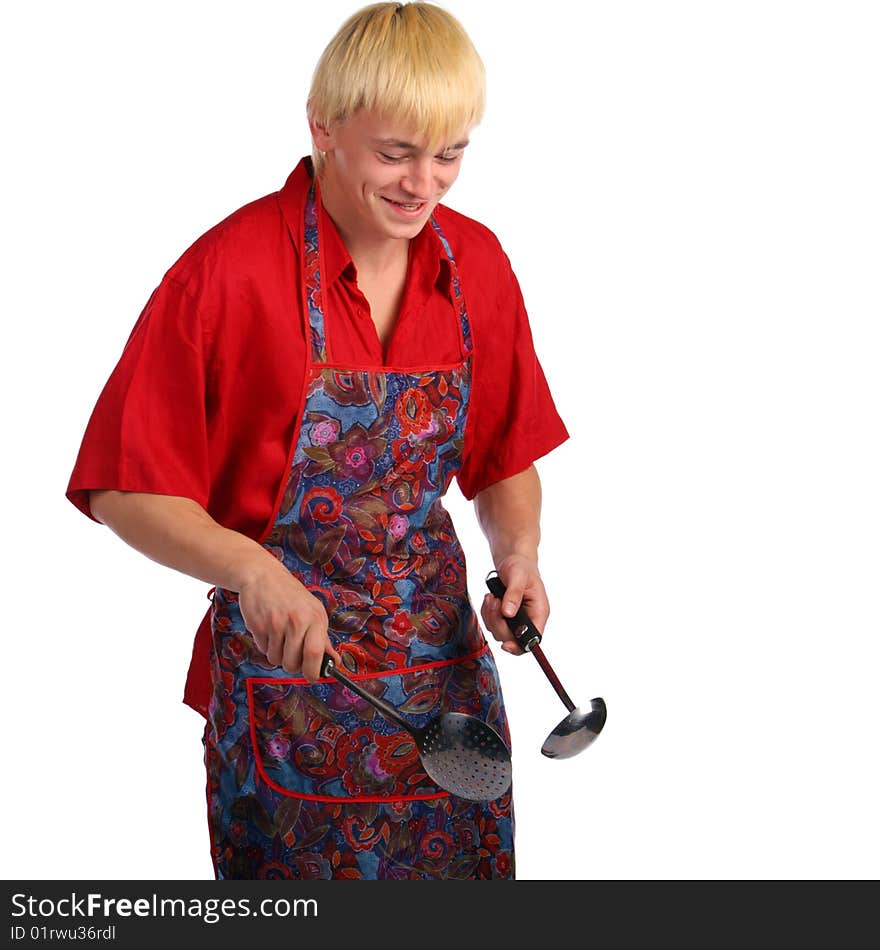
[309,116,335,153]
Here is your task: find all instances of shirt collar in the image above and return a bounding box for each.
[276,156,447,291]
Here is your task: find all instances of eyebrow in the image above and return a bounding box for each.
[373,138,470,151]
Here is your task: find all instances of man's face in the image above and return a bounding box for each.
[315,108,469,242]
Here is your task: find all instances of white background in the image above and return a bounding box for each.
[2,0,878,880]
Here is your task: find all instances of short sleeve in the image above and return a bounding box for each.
[66,276,211,522]
[456,250,570,500]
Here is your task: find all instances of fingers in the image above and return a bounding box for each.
[258,618,336,682]
[264,628,286,669]
[279,620,310,679]
[273,599,334,682]
[481,560,550,656]
[482,592,526,655]
[298,625,336,684]
[498,582,526,621]
[240,575,336,682]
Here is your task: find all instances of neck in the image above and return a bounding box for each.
[317,170,409,277]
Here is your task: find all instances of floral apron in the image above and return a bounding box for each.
[203,181,515,880]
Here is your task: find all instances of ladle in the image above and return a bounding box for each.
[485,572,607,758]
[320,655,512,801]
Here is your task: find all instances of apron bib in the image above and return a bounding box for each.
[203,181,514,880]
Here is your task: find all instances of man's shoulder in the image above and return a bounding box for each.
[163,189,287,292]
[432,203,508,271]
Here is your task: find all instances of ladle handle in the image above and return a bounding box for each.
[320,656,414,735]
[485,571,543,652]
[485,571,578,713]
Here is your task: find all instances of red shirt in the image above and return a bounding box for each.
[66,157,569,715]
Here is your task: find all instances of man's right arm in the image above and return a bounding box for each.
[88,490,338,681]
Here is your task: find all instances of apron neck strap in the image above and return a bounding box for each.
[303,181,473,363]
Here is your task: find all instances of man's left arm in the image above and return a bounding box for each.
[473,464,548,655]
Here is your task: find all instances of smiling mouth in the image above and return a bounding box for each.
[381,197,426,212]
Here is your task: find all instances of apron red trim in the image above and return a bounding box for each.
[202,732,220,880]
[312,360,466,372]
[248,639,489,687]
[246,641,489,803]
[251,752,450,804]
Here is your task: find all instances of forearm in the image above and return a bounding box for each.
[88,490,280,592]
[473,465,542,565]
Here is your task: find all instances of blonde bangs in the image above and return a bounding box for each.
[308,2,485,151]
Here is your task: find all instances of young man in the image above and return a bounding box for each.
[66,1,568,879]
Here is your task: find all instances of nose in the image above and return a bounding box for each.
[400,156,435,200]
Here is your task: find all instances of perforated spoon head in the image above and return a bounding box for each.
[418,712,512,801]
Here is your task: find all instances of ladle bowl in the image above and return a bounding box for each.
[485,572,607,757]
[541,698,608,759]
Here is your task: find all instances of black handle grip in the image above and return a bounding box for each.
[485,571,542,652]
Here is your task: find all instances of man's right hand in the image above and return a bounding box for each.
[89,490,341,682]
[238,560,340,682]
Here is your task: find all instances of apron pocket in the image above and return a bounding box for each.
[246,647,507,802]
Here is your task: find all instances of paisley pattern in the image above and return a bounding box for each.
[246,649,502,800]
[204,182,514,879]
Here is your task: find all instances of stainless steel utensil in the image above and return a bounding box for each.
[320,655,512,801]
[485,571,607,758]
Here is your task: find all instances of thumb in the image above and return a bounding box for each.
[498,578,526,619]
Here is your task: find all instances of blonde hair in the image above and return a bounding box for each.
[307,2,485,174]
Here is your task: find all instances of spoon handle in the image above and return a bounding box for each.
[530,644,577,713]
[485,571,577,713]
[320,656,415,735]
[485,571,543,651]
